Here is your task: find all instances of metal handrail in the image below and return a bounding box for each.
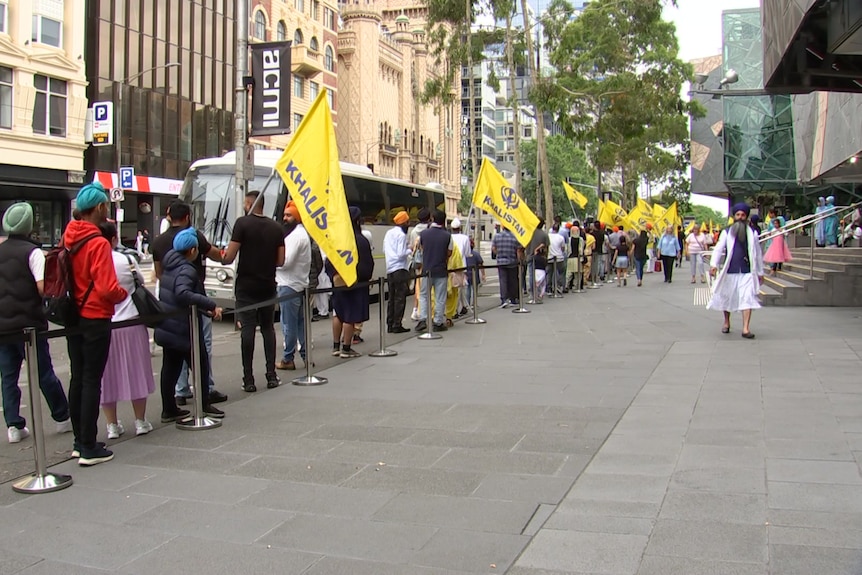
[759,203,860,243]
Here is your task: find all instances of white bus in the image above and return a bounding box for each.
[179,150,446,307]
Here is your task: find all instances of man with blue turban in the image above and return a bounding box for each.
[707,203,765,339]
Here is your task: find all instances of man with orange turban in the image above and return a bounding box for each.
[383,210,412,333]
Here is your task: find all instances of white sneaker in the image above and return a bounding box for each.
[106,421,125,439]
[134,419,153,436]
[411,308,419,321]
[7,426,30,443]
[56,418,73,434]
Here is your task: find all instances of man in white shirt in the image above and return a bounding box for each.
[275,202,311,371]
[383,211,412,333]
[450,218,472,314]
[548,224,568,295]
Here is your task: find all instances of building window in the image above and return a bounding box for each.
[294,29,303,45]
[295,0,304,13]
[324,45,334,71]
[0,2,7,34]
[323,7,334,30]
[312,0,320,20]
[293,75,303,98]
[32,0,64,48]
[327,90,334,111]
[0,66,12,129]
[32,74,66,137]
[293,113,304,131]
[310,81,319,100]
[254,10,266,40]
[310,37,319,52]
[277,21,286,41]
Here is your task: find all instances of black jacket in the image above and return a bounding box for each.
[154,250,216,352]
[0,236,46,334]
[325,231,374,284]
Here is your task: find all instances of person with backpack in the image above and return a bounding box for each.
[155,228,224,421]
[614,227,631,287]
[0,202,72,444]
[63,182,128,466]
[275,201,311,371]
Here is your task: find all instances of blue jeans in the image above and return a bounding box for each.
[278,285,305,362]
[176,315,214,398]
[0,337,70,429]
[418,275,448,326]
[635,258,647,281]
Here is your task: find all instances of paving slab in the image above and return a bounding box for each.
[516,529,648,573]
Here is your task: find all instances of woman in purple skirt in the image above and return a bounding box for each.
[97,222,155,438]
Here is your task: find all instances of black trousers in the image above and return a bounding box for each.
[236,294,276,382]
[661,256,676,282]
[160,326,211,416]
[499,264,519,303]
[387,269,409,329]
[67,318,111,450]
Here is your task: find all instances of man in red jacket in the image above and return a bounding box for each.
[64,182,127,466]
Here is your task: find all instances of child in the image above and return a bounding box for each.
[763,216,792,275]
[154,228,224,422]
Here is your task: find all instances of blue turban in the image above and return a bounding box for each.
[731,203,751,217]
[172,227,199,252]
[349,206,362,222]
[826,196,835,204]
[76,182,109,211]
[750,214,761,225]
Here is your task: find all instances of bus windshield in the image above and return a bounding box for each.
[179,165,285,248]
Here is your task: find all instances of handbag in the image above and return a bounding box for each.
[124,254,165,327]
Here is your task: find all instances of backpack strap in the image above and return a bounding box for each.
[69,233,103,309]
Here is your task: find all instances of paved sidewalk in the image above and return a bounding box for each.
[1,271,861,574]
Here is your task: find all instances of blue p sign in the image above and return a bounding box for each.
[120,167,134,189]
[94,103,109,122]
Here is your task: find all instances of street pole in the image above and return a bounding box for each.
[466,0,481,250]
[235,0,250,222]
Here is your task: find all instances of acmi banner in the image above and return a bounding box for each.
[250,42,291,136]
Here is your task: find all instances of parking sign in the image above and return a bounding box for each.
[119,167,134,189]
[92,101,113,146]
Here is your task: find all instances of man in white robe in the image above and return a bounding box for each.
[707,203,764,339]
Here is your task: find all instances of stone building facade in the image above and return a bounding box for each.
[335,0,460,217]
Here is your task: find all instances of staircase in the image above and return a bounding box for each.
[759,247,862,306]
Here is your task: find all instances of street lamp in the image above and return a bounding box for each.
[115,62,180,241]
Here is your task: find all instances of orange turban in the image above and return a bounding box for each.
[393,210,409,225]
[285,201,301,222]
[645,223,653,230]
[612,226,619,232]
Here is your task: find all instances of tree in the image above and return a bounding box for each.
[535,0,701,209]
[685,204,724,226]
[520,135,598,219]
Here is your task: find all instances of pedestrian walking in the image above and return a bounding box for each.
[632,229,649,287]
[0,202,72,444]
[707,203,764,339]
[764,216,792,275]
[657,225,681,283]
[96,221,154,439]
[383,210,411,333]
[614,228,631,287]
[64,182,128,466]
[685,224,709,284]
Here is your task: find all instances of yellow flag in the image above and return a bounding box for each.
[597,200,614,228]
[562,180,588,209]
[637,199,654,222]
[472,157,539,247]
[652,203,666,222]
[627,201,652,231]
[606,199,629,226]
[656,202,680,232]
[685,221,695,234]
[274,88,358,286]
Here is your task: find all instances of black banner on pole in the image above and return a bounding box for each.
[250,41,292,136]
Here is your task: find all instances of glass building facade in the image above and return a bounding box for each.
[84,0,236,182]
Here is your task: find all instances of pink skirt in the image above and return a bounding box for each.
[764,234,793,264]
[101,324,156,404]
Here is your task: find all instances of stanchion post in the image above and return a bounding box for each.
[418,271,442,339]
[527,259,540,304]
[293,288,328,385]
[512,262,531,314]
[549,260,563,298]
[809,221,815,279]
[370,277,397,357]
[12,328,73,493]
[177,305,221,430]
[465,265,486,324]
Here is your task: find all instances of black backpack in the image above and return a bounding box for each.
[43,233,101,326]
[308,240,323,290]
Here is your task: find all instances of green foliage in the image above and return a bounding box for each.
[536,0,699,192]
[458,185,473,215]
[685,204,724,226]
[519,135,598,217]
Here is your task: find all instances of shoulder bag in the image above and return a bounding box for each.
[124,254,165,327]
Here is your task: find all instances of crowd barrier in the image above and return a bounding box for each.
[4,259,593,494]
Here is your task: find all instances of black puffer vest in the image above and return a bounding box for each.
[0,236,47,334]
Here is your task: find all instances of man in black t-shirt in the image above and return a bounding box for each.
[151,201,227,405]
[221,191,285,392]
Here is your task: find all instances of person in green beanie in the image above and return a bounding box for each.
[0,202,72,443]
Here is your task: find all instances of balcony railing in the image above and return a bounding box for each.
[292,45,323,77]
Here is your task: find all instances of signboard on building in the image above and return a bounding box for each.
[92,101,113,146]
[250,42,292,136]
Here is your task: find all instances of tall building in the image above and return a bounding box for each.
[248,0,339,150]
[461,58,500,184]
[336,0,460,216]
[0,0,88,245]
[85,1,237,240]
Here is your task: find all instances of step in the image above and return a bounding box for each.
[782,262,848,280]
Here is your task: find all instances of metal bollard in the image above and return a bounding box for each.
[293,288,328,385]
[12,328,74,493]
[465,266,486,325]
[370,277,397,357]
[549,260,563,298]
[418,272,442,340]
[177,305,222,430]
[512,262,531,314]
